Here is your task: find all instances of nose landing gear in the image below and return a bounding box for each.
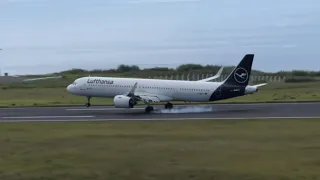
[85,97,91,107]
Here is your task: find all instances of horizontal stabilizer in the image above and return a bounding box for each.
[253,83,267,87]
[197,66,224,82]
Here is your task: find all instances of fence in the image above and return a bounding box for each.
[149,74,286,83]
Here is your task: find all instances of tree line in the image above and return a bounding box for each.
[59,64,320,77]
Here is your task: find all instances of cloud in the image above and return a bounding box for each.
[0,0,49,4]
[241,44,297,49]
[127,0,203,4]
[1,0,44,2]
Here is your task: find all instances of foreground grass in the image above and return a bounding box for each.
[0,82,320,107]
[0,119,320,180]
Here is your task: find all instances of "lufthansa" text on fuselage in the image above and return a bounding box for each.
[87,79,114,84]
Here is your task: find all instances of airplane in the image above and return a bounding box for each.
[66,54,267,113]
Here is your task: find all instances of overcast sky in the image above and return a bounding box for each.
[0,0,319,75]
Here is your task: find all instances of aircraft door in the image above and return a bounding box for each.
[80,82,86,90]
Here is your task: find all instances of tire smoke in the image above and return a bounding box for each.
[155,105,213,113]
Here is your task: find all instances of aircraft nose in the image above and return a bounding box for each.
[67,84,72,92]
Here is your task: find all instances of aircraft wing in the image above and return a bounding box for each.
[125,82,172,103]
[253,83,267,87]
[135,92,173,103]
[137,94,161,103]
[197,66,224,82]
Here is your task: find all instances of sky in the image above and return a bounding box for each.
[0,0,320,75]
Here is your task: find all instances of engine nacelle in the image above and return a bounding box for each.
[245,85,258,94]
[113,95,136,108]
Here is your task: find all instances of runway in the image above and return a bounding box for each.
[1,102,320,122]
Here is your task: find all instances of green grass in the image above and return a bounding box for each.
[0,82,320,107]
[0,118,320,180]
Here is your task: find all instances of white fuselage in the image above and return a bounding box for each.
[67,76,256,102]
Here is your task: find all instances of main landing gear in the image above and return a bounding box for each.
[145,102,173,113]
[85,97,91,107]
[145,106,154,113]
[164,102,173,109]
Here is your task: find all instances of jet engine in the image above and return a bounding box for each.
[113,95,136,108]
[245,85,258,94]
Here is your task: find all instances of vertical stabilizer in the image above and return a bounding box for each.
[223,54,254,86]
[209,54,254,101]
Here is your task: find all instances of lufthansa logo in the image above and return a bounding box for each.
[234,67,248,83]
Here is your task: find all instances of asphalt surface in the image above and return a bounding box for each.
[1,102,320,122]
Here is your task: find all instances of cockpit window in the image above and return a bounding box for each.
[72,82,76,85]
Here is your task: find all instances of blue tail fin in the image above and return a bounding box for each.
[223,54,254,86]
[209,54,254,101]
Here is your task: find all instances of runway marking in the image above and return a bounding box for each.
[0,101,319,110]
[65,108,145,111]
[1,116,320,122]
[1,116,95,119]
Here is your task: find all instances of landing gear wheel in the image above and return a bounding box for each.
[145,106,154,113]
[164,102,173,109]
[85,97,91,107]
